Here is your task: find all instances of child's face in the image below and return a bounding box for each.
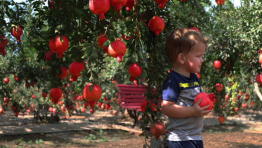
[184,41,206,73]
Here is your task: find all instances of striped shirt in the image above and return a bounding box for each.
[162,70,203,141]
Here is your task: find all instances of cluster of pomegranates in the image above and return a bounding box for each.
[89,0,135,20]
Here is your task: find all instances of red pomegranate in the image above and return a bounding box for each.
[218,115,225,124]
[194,92,215,110]
[45,50,53,61]
[49,35,69,58]
[214,83,223,93]
[189,27,200,32]
[0,47,6,57]
[49,88,62,104]
[42,92,48,98]
[141,100,157,112]
[69,61,85,81]
[180,0,186,2]
[108,39,126,62]
[125,0,134,11]
[256,73,262,84]
[213,60,221,71]
[83,84,102,102]
[150,122,166,140]
[195,73,201,79]
[89,0,110,20]
[4,97,9,102]
[128,63,142,83]
[128,63,142,77]
[11,26,23,42]
[0,106,3,114]
[110,0,127,13]
[13,76,19,82]
[4,78,9,84]
[154,0,169,9]
[14,112,19,117]
[216,0,225,5]
[52,108,57,114]
[49,1,54,9]
[60,106,66,112]
[56,66,68,79]
[97,34,108,47]
[258,53,262,68]
[148,16,165,36]
[0,35,8,49]
[97,34,108,53]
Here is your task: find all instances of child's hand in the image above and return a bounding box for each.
[192,99,212,117]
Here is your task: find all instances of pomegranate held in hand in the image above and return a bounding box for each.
[194,92,215,110]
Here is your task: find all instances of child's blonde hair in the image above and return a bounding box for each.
[165,28,208,65]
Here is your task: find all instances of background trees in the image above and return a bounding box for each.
[0,0,261,132]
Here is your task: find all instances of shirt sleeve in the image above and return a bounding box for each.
[162,77,180,102]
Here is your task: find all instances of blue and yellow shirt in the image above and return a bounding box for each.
[162,70,203,141]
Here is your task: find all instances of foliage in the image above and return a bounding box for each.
[201,0,262,117]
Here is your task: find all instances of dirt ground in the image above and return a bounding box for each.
[0,111,262,148]
[0,123,262,148]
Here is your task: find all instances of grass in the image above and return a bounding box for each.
[85,129,109,143]
[4,138,44,148]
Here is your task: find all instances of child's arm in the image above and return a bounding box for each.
[161,100,211,118]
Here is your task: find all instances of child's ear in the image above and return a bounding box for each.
[177,53,185,64]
